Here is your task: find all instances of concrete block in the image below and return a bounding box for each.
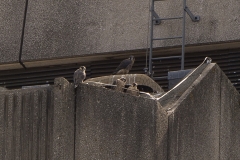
[53,77,75,160]
[0,87,53,159]
[159,63,210,108]
[219,71,240,160]
[75,83,168,159]
[166,64,221,159]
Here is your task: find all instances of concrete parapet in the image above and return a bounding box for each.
[0,86,53,159]
[75,83,168,159]
[53,77,75,160]
[219,70,240,159]
[0,64,239,159]
[159,62,210,108]
[159,63,240,159]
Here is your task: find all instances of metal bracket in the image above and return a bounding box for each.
[184,6,200,22]
[153,10,161,25]
[153,6,200,25]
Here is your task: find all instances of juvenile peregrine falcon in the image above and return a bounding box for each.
[113,56,135,75]
[74,66,86,88]
[112,77,126,92]
[126,82,139,96]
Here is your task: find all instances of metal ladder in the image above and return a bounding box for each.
[146,0,200,80]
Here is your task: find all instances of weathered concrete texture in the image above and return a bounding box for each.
[75,83,168,160]
[85,74,164,93]
[53,77,75,160]
[159,62,210,108]
[0,86,53,160]
[161,63,240,159]
[22,0,149,60]
[0,0,25,63]
[219,72,240,160]
[21,0,240,61]
[185,0,240,44]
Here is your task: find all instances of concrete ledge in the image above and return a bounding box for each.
[158,62,212,109]
[75,83,168,159]
[163,63,240,159]
[85,74,164,93]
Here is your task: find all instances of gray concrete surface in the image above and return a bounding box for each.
[159,62,210,108]
[75,83,168,160]
[160,63,240,159]
[0,86,53,159]
[166,64,221,159]
[53,77,75,160]
[0,64,239,159]
[19,0,240,61]
[219,71,240,160]
[22,0,150,61]
[0,0,25,63]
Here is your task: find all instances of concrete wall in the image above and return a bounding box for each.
[0,63,240,159]
[219,71,240,160]
[0,86,53,159]
[0,0,239,64]
[159,63,240,159]
[75,83,168,160]
[0,78,75,160]
[0,0,25,63]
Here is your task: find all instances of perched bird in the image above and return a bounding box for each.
[126,82,140,96]
[112,77,126,92]
[203,57,212,64]
[74,66,86,88]
[113,56,135,75]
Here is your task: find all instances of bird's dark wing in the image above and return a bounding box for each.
[74,69,85,85]
[113,59,131,74]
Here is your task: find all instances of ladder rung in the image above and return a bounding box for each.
[153,17,183,21]
[152,76,168,80]
[153,36,182,40]
[152,56,182,60]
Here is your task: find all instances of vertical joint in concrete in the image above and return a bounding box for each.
[53,77,75,160]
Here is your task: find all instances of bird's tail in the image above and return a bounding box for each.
[75,84,78,88]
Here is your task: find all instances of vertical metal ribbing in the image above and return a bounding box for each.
[149,0,154,76]
[181,0,186,70]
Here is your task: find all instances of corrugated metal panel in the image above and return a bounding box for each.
[0,50,240,92]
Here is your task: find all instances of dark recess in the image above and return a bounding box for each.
[0,50,240,93]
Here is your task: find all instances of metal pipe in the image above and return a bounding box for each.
[149,0,154,76]
[181,0,186,70]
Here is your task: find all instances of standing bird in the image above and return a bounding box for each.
[74,66,86,88]
[112,77,126,92]
[113,56,135,75]
[126,82,140,96]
